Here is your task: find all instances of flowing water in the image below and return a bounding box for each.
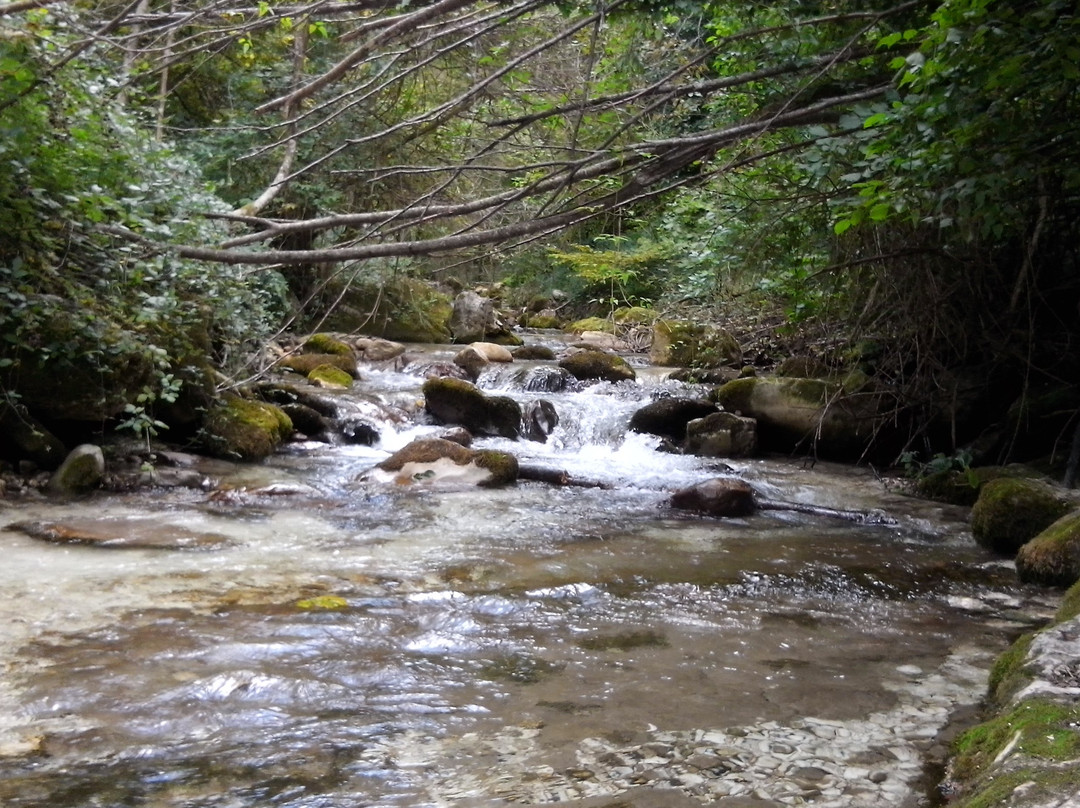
[0,340,1057,807]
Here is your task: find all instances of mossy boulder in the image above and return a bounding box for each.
[525,314,561,329]
[565,317,615,334]
[307,364,354,389]
[302,333,354,356]
[914,465,1016,507]
[970,477,1071,556]
[46,444,105,495]
[558,349,636,383]
[650,319,741,368]
[685,411,758,458]
[613,306,656,325]
[375,437,518,487]
[712,376,880,460]
[1015,510,1080,587]
[319,276,453,343]
[628,398,718,441]
[512,345,557,361]
[201,397,293,462]
[277,352,359,378]
[422,377,522,438]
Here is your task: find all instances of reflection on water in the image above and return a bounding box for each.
[0,344,1053,807]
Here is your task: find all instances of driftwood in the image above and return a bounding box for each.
[518,464,613,490]
[755,497,896,525]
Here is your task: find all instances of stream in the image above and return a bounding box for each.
[0,337,1058,808]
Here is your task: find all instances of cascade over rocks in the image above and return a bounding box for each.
[524,399,559,443]
[628,398,718,441]
[517,365,574,393]
[558,348,636,383]
[422,377,521,439]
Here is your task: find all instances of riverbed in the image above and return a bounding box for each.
[0,342,1058,807]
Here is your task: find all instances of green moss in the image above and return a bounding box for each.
[954,766,1080,808]
[987,632,1036,706]
[296,596,348,610]
[302,333,353,356]
[612,306,655,325]
[202,397,293,462]
[712,377,757,412]
[525,314,561,329]
[558,350,636,383]
[1016,509,1080,587]
[307,363,353,389]
[565,316,615,334]
[473,449,519,486]
[1056,579,1080,623]
[951,699,1080,782]
[277,352,358,377]
[577,629,668,651]
[971,477,1071,556]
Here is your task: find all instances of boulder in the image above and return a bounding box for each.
[279,402,330,439]
[712,376,879,460]
[518,365,574,393]
[572,331,626,352]
[0,404,66,470]
[650,320,741,368]
[354,337,406,361]
[201,397,294,462]
[469,342,514,362]
[558,349,636,383]
[422,377,522,438]
[375,437,518,487]
[453,347,488,382]
[565,316,615,334]
[628,398,718,441]
[512,345,557,361]
[277,352,359,378]
[525,313,561,329]
[971,477,1072,556]
[524,399,559,443]
[612,306,656,326]
[302,333,354,356]
[1016,510,1080,587]
[670,478,757,517]
[307,364,353,389]
[450,291,496,343]
[47,444,105,495]
[685,411,758,458]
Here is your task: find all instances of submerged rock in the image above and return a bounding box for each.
[970,477,1071,556]
[10,517,232,550]
[1015,510,1080,587]
[423,377,522,439]
[47,444,105,495]
[559,349,636,383]
[670,478,757,517]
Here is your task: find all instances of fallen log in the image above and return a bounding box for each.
[518,464,613,489]
[755,497,896,525]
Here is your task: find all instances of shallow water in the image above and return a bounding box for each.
[0,343,1055,807]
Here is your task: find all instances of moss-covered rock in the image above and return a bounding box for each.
[473,449,520,486]
[685,411,758,458]
[970,477,1071,556]
[650,319,741,368]
[307,364,354,389]
[201,397,293,462]
[558,349,636,383]
[512,345,557,361]
[525,314,561,329]
[46,444,105,495]
[422,377,521,438]
[277,352,359,378]
[1015,510,1080,587]
[628,398,718,441]
[612,306,656,325]
[711,376,880,460]
[302,333,354,356]
[565,316,615,334]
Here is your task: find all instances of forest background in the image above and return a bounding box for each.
[0,0,1077,472]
